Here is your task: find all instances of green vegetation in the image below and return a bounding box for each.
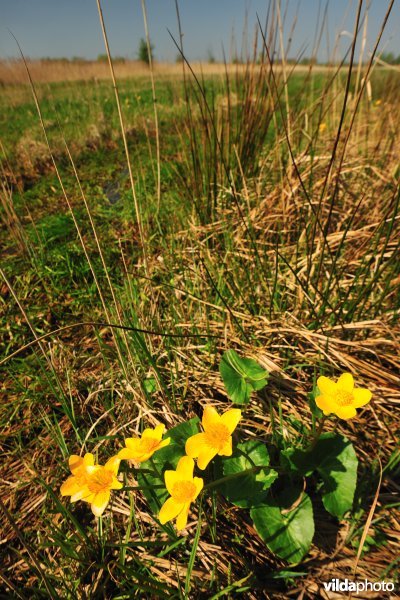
[379,51,400,64]
[1,52,399,598]
[138,37,154,65]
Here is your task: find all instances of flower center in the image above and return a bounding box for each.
[204,423,230,450]
[335,389,354,407]
[87,468,113,493]
[171,480,196,503]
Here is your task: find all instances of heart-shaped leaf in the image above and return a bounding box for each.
[315,433,358,519]
[282,433,358,519]
[220,440,278,507]
[251,493,314,563]
[220,350,268,405]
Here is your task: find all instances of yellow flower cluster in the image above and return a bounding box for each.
[60,407,241,528]
[159,406,241,529]
[60,372,372,526]
[61,424,170,517]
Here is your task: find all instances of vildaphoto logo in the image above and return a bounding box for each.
[322,578,395,594]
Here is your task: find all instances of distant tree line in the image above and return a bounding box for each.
[35,37,155,65]
[16,44,400,67]
[379,52,400,65]
[96,54,126,63]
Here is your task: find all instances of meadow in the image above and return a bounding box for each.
[1,42,400,600]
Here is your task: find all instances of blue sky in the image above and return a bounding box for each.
[0,1,399,63]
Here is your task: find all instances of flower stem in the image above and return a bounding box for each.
[149,457,162,479]
[203,466,262,491]
[97,516,105,561]
[98,515,103,539]
[308,416,326,450]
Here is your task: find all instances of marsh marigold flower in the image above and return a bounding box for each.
[159,456,203,530]
[316,373,372,420]
[60,453,94,498]
[61,454,122,517]
[118,424,170,463]
[185,406,242,469]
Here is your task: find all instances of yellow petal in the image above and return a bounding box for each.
[136,451,156,463]
[83,453,95,467]
[70,486,91,503]
[129,440,168,463]
[218,437,232,457]
[337,373,354,392]
[60,476,81,497]
[118,447,136,460]
[79,490,96,504]
[193,477,204,500]
[105,456,120,475]
[176,503,190,530]
[68,455,84,474]
[86,465,100,476]
[125,438,141,451]
[111,476,123,490]
[353,388,372,408]
[164,470,180,495]
[197,446,217,470]
[202,406,220,430]
[335,405,357,420]
[69,453,94,475]
[159,497,183,524]
[185,433,207,458]
[220,409,241,434]
[120,439,149,461]
[153,423,166,439]
[90,490,110,517]
[317,376,336,395]
[315,394,334,416]
[176,456,195,478]
[142,424,165,440]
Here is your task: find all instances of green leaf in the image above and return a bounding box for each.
[143,377,157,394]
[308,385,323,419]
[136,462,168,514]
[137,417,200,513]
[166,417,200,447]
[220,440,278,508]
[315,433,358,519]
[281,447,315,477]
[281,433,358,519]
[220,350,268,405]
[251,493,314,563]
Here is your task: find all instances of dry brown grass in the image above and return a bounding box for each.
[0,58,347,85]
[0,59,239,84]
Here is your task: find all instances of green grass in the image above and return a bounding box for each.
[1,53,400,598]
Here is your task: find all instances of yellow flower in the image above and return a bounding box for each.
[319,122,327,133]
[185,406,242,469]
[159,456,203,530]
[118,424,170,463]
[60,453,94,498]
[375,99,382,106]
[316,373,372,420]
[61,454,122,517]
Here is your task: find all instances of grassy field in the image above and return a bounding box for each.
[1,50,400,599]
